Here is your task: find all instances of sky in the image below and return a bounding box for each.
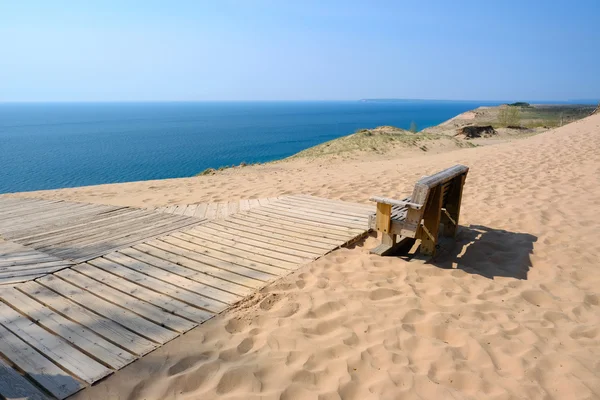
[1,0,598,102]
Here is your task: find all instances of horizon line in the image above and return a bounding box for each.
[0,98,597,104]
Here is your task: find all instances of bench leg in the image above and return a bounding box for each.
[371,233,416,256]
[370,232,397,256]
[443,175,466,238]
[420,186,443,256]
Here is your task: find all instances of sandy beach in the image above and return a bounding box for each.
[5,113,600,399]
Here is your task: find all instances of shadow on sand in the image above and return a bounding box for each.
[392,224,537,280]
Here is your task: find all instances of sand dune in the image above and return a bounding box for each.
[11,113,600,399]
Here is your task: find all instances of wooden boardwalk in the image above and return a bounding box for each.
[0,195,373,399]
[0,197,204,280]
[151,197,281,219]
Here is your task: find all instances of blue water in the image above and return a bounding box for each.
[0,101,505,194]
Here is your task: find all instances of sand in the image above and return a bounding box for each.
[7,113,600,399]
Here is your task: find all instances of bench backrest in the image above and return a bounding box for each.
[411,164,469,209]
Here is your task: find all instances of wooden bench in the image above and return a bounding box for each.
[369,165,469,256]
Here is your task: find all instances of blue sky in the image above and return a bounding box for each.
[1,0,598,102]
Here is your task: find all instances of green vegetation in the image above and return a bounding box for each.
[508,102,530,107]
[498,106,521,127]
[288,127,475,159]
[196,161,257,176]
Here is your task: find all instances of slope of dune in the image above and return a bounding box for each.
[7,114,600,400]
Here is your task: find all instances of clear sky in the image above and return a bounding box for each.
[1,0,598,102]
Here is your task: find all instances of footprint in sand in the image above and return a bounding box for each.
[168,354,211,376]
[369,288,401,301]
[237,337,254,354]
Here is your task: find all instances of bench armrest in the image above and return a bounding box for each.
[369,196,423,210]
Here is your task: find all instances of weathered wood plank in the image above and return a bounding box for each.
[167,231,298,271]
[19,281,156,356]
[204,203,219,219]
[247,207,363,234]
[0,302,111,384]
[183,204,198,217]
[195,223,320,259]
[92,254,224,313]
[225,215,335,249]
[0,287,135,370]
[79,261,211,324]
[279,197,373,217]
[108,248,239,307]
[37,275,178,345]
[147,237,272,286]
[239,199,251,212]
[261,203,368,228]
[0,357,50,400]
[211,219,330,252]
[0,322,83,399]
[193,203,208,218]
[229,213,348,244]
[56,268,195,334]
[375,203,392,233]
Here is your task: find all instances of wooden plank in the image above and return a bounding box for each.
[56,268,195,334]
[183,204,199,217]
[281,196,373,216]
[0,265,68,281]
[411,165,469,205]
[108,249,239,306]
[7,208,136,242]
[248,198,261,208]
[196,223,321,259]
[239,199,251,212]
[147,238,273,286]
[19,281,156,356]
[247,207,363,235]
[0,256,61,267]
[30,212,169,249]
[166,231,298,271]
[0,323,83,399]
[204,203,218,219]
[291,195,373,212]
[163,205,177,214]
[0,287,134,370]
[215,203,229,219]
[172,205,187,216]
[193,204,208,218]
[261,203,368,228]
[219,213,348,245]
[0,257,71,272]
[258,198,271,206]
[37,274,178,345]
[227,201,239,215]
[49,216,201,262]
[0,274,48,286]
[419,185,443,256]
[91,255,224,314]
[184,225,315,265]
[0,205,105,233]
[157,235,287,278]
[231,212,352,244]
[277,198,372,219]
[212,218,331,252]
[0,302,111,384]
[78,261,210,324]
[0,357,50,400]
[226,214,336,249]
[12,208,144,244]
[0,205,103,232]
[375,203,392,233]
